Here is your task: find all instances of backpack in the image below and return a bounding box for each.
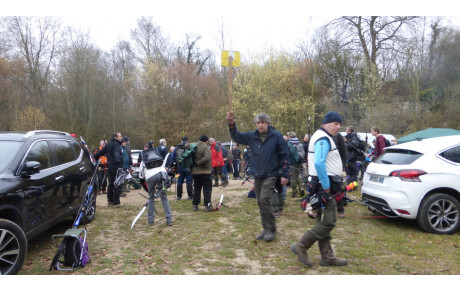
[294,143,305,162]
[142,148,163,169]
[356,139,366,161]
[357,138,366,152]
[288,143,300,164]
[176,143,196,169]
[50,236,90,270]
[226,147,234,162]
[384,137,391,147]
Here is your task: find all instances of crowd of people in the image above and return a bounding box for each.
[90,110,386,269]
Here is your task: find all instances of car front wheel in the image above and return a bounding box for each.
[417,193,460,235]
[80,181,98,225]
[0,219,27,275]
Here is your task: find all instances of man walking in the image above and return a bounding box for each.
[291,111,347,267]
[226,112,290,242]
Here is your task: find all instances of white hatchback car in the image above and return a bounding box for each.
[362,135,460,234]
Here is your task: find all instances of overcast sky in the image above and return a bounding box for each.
[4,0,460,59]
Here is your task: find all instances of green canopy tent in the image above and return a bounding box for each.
[398,128,460,144]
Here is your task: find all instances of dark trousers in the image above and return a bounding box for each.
[107,168,122,205]
[177,167,193,198]
[345,161,359,182]
[192,174,213,206]
[309,198,337,241]
[254,176,277,231]
[97,168,107,191]
[272,176,284,213]
[232,160,240,178]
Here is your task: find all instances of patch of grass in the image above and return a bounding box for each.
[18,184,460,275]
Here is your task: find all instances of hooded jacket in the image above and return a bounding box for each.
[192,141,212,174]
[229,122,290,179]
[95,137,123,170]
[345,131,361,162]
[210,141,225,168]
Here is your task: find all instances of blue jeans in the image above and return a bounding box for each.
[177,167,193,185]
[222,162,229,180]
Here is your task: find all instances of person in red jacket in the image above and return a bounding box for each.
[371,126,386,159]
[209,137,229,187]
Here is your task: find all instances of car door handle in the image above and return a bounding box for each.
[55,175,64,182]
[79,166,87,172]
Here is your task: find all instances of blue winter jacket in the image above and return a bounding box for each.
[229,122,290,179]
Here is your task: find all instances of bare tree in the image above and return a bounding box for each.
[176,34,213,75]
[324,16,419,73]
[3,16,61,108]
[129,16,170,65]
[214,17,232,52]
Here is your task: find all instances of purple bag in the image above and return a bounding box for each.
[78,236,90,266]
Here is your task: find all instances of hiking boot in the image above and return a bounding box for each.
[204,204,215,212]
[166,221,173,226]
[120,193,127,197]
[263,228,276,242]
[108,202,114,207]
[148,221,154,226]
[291,192,297,198]
[290,232,316,267]
[113,204,121,208]
[193,204,199,211]
[318,239,347,266]
[256,229,267,240]
[176,196,182,200]
[220,181,229,187]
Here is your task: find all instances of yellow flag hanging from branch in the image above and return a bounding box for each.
[221,51,240,67]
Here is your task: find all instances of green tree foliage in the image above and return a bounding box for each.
[232,51,315,135]
[1,16,459,147]
[14,105,49,131]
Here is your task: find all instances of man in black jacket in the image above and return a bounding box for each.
[227,112,290,242]
[95,132,124,207]
[344,126,361,183]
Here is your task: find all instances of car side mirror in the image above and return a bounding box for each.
[21,161,41,177]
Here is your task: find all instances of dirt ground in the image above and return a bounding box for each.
[99,178,252,208]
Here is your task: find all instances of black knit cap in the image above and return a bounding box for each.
[199,135,209,142]
[322,111,343,124]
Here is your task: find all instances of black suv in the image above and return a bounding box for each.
[0,131,98,275]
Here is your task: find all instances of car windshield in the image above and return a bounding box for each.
[0,141,23,171]
[373,149,423,165]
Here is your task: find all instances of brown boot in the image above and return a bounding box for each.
[318,239,347,266]
[290,232,316,267]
